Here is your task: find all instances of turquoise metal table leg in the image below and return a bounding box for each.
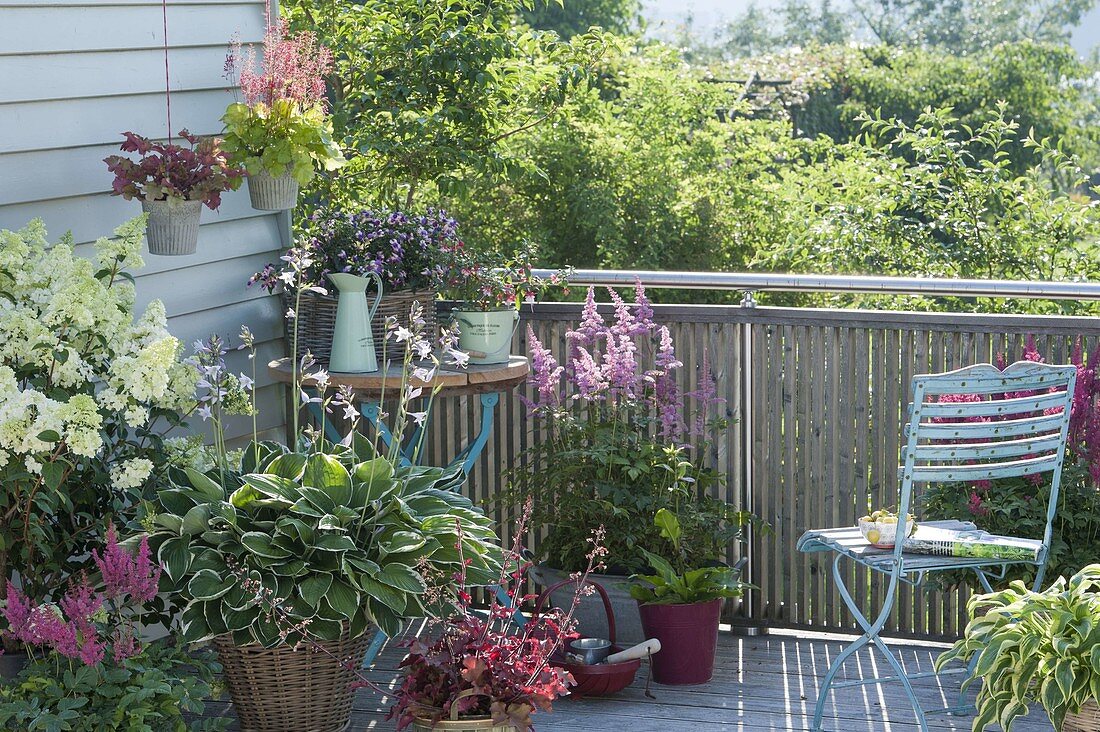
[452,393,499,475]
[361,627,389,668]
[360,402,411,467]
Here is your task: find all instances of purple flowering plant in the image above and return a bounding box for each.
[250,208,457,294]
[924,336,1100,587]
[0,524,227,729]
[502,283,757,575]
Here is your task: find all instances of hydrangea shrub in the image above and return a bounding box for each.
[0,217,197,608]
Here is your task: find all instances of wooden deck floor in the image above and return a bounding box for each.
[200,628,1055,731]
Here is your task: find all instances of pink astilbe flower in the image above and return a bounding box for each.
[603,332,641,403]
[685,350,724,437]
[633,279,655,332]
[227,11,332,109]
[524,326,563,412]
[59,575,103,640]
[93,525,161,604]
[571,347,606,401]
[569,287,604,353]
[113,626,139,663]
[2,582,34,644]
[967,491,990,517]
[652,326,684,440]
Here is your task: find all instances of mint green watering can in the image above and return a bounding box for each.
[328,272,383,373]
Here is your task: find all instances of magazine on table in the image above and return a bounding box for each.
[903,524,1040,561]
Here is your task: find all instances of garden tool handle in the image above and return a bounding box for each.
[606,638,661,664]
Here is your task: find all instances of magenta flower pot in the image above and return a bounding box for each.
[638,598,722,685]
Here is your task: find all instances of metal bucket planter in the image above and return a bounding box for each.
[141,197,201,256]
[531,565,645,645]
[247,169,299,211]
[638,598,722,685]
[213,631,370,732]
[452,308,519,365]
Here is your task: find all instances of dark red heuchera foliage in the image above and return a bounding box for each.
[104,130,243,209]
[2,525,161,666]
[389,510,606,731]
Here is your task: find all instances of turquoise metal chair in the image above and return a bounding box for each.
[798,360,1077,731]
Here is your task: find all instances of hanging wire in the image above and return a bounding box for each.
[162,0,172,142]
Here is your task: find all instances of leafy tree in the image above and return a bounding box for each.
[521,0,641,38]
[851,0,1098,52]
[754,105,1100,313]
[282,0,613,209]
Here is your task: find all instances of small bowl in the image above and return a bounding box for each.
[858,518,916,549]
[569,638,611,665]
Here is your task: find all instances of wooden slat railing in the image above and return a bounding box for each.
[425,302,1100,640]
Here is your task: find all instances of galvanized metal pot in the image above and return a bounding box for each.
[452,308,519,365]
[141,197,201,256]
[247,169,299,211]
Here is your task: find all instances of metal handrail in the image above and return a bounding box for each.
[533,268,1100,301]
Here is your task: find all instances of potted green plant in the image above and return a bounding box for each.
[503,284,755,643]
[630,509,745,685]
[0,526,227,729]
[438,242,558,365]
[141,313,501,731]
[937,564,1100,731]
[0,217,198,675]
[222,18,344,211]
[104,130,243,255]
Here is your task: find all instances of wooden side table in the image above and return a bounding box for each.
[267,356,529,474]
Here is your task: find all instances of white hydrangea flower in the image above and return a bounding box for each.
[124,405,149,429]
[63,394,103,458]
[109,458,153,490]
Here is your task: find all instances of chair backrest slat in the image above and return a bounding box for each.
[908,454,1061,483]
[918,390,1068,418]
[915,363,1067,395]
[912,433,1064,461]
[916,412,1067,440]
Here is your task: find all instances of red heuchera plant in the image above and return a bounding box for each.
[104,130,243,209]
[388,508,606,731]
[2,525,161,666]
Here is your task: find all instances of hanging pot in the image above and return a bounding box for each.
[452,307,519,365]
[141,197,201,256]
[328,271,383,373]
[247,168,299,211]
[638,598,722,685]
[212,631,370,732]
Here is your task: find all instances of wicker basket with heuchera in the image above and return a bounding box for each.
[252,209,455,364]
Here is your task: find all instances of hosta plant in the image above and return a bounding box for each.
[937,564,1100,731]
[222,18,344,184]
[140,437,500,643]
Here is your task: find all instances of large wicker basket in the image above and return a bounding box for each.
[284,287,437,365]
[1066,700,1100,732]
[213,631,371,732]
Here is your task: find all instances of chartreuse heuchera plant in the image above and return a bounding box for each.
[938,564,1100,731]
[222,18,344,184]
[0,217,197,609]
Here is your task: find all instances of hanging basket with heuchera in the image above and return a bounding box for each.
[222,19,344,211]
[104,131,243,255]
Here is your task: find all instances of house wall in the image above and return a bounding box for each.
[0,0,287,443]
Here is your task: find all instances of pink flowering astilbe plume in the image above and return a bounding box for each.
[652,326,684,440]
[227,12,332,110]
[523,325,563,412]
[567,287,605,367]
[685,350,725,438]
[93,524,162,604]
[603,332,641,404]
[571,346,607,402]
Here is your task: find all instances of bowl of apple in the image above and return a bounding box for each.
[858,509,916,549]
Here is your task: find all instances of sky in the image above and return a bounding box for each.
[640,0,1100,54]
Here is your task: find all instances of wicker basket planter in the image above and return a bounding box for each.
[410,717,511,732]
[285,287,437,365]
[1065,701,1100,732]
[247,169,299,211]
[141,197,201,255]
[213,631,370,732]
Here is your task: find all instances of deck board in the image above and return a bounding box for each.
[196,629,1055,731]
